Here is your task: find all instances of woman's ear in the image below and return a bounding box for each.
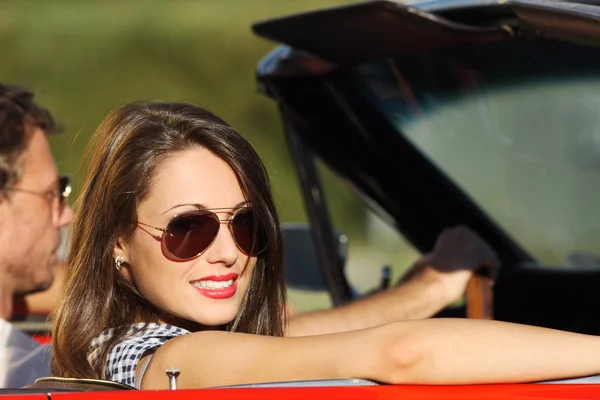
[113,238,130,274]
[113,237,128,260]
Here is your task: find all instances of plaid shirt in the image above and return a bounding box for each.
[90,322,190,387]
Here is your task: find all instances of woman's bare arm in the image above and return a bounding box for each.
[387,319,600,384]
[139,328,383,389]
[138,318,600,389]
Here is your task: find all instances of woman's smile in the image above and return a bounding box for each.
[190,272,239,299]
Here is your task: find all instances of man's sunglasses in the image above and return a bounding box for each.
[135,207,264,261]
[5,174,71,216]
[58,175,72,206]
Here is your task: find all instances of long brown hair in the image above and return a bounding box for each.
[51,102,286,379]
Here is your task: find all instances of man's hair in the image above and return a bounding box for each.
[0,84,59,190]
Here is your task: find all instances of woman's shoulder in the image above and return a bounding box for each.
[94,322,191,387]
[93,322,190,346]
[126,322,191,341]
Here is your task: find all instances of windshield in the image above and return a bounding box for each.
[356,41,600,266]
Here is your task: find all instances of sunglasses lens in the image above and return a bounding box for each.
[58,176,71,206]
[165,212,219,259]
[232,209,262,256]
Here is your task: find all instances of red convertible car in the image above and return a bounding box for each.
[8,0,600,398]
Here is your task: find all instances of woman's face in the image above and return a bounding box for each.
[117,147,257,329]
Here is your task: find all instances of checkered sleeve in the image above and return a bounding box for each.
[102,323,190,387]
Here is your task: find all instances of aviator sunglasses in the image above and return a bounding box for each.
[135,207,264,261]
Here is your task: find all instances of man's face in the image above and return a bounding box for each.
[0,126,73,296]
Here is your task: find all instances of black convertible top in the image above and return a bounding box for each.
[253,0,600,67]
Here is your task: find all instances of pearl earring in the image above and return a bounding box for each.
[115,256,124,271]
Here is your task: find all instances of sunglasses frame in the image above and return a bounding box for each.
[135,206,263,261]
[4,174,71,220]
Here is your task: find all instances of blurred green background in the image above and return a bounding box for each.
[0,0,419,311]
[0,0,355,227]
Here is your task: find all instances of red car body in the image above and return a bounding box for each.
[4,384,600,400]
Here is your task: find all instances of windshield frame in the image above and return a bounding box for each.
[263,66,533,272]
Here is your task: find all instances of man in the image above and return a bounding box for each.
[0,83,73,387]
[287,226,499,336]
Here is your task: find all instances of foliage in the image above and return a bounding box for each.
[0,0,367,236]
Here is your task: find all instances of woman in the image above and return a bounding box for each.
[52,102,600,389]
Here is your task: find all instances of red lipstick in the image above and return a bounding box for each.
[191,273,238,299]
